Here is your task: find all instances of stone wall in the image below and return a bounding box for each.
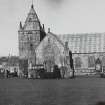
[72,52,105,75]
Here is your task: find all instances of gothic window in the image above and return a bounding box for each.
[95,58,102,71]
[102,56,105,66]
[88,56,95,67]
[27,36,33,41]
[102,56,105,72]
[36,36,40,41]
[20,35,24,41]
[95,58,101,64]
[33,22,40,30]
[75,57,82,68]
[29,18,32,22]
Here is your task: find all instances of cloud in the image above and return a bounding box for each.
[44,0,65,9]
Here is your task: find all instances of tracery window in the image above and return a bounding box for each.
[75,57,82,68]
[88,56,95,67]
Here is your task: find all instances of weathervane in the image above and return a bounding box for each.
[31,0,34,8]
[32,0,35,5]
[32,0,33,5]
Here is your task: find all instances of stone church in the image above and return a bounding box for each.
[18,4,105,77]
[18,4,46,75]
[35,31,65,71]
[18,4,72,78]
[35,31,73,78]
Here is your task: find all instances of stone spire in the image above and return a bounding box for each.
[29,3,35,14]
[31,0,34,8]
[31,4,34,9]
[23,3,40,30]
[31,0,34,9]
[19,21,23,30]
[42,24,45,30]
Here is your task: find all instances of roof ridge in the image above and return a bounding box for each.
[49,32,65,47]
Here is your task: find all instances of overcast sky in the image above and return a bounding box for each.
[0,0,105,56]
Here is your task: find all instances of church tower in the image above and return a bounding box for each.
[18,4,46,75]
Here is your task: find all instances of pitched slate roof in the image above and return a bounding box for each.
[23,4,40,30]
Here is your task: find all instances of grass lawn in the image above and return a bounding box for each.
[0,77,105,105]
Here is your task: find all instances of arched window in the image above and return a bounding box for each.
[95,58,102,71]
[28,18,32,22]
[102,56,105,66]
[88,56,95,67]
[95,58,101,65]
[75,57,82,68]
[102,56,105,72]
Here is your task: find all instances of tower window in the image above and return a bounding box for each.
[29,18,32,22]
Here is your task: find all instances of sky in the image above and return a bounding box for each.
[1,0,105,56]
